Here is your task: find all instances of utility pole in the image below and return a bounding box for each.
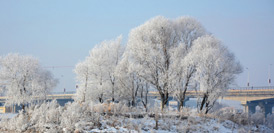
[269,64,272,87]
[245,67,249,113]
[244,67,250,114]
[246,67,250,88]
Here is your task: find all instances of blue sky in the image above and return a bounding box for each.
[0,0,274,91]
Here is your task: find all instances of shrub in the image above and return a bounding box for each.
[3,110,30,132]
[214,107,248,125]
[61,102,89,132]
[250,112,264,125]
[0,100,63,132]
[30,100,63,132]
[266,114,274,129]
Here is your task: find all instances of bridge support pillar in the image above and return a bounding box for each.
[245,101,274,117]
[245,105,255,114]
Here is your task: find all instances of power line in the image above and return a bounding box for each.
[42,66,74,69]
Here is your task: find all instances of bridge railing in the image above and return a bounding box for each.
[50,91,76,95]
[228,86,274,90]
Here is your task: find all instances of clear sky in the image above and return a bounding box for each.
[0,0,273,92]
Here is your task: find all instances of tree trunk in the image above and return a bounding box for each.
[132,97,135,107]
[21,86,27,112]
[205,98,217,114]
[178,100,183,112]
[22,104,25,112]
[112,83,115,102]
[200,94,208,111]
[99,94,104,103]
[160,92,169,111]
[99,97,102,103]
[83,73,88,103]
[141,84,148,112]
[161,98,165,111]
[205,107,209,114]
[178,85,188,112]
[204,101,209,114]
[144,87,148,112]
[132,85,135,107]
[144,104,147,112]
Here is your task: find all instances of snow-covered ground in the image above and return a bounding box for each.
[0,101,273,133]
[0,113,17,120]
[87,115,273,133]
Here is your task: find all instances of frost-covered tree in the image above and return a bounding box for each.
[115,55,150,108]
[74,59,90,103]
[74,36,124,103]
[74,46,108,103]
[191,35,242,114]
[33,69,58,101]
[126,16,177,110]
[170,17,207,111]
[126,16,206,111]
[88,44,110,103]
[103,35,124,102]
[115,56,139,106]
[0,53,58,110]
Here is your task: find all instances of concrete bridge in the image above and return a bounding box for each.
[222,87,274,117]
[244,98,274,117]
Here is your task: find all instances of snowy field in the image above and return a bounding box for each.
[87,116,273,133]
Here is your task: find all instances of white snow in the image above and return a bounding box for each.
[0,113,17,119]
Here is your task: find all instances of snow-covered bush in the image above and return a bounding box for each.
[61,101,102,132]
[250,112,265,125]
[214,107,248,125]
[234,113,249,125]
[61,102,89,132]
[266,114,274,129]
[0,100,63,132]
[179,107,197,117]
[92,103,106,114]
[139,115,155,131]
[0,110,30,132]
[109,102,130,115]
[161,117,176,131]
[29,100,63,132]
